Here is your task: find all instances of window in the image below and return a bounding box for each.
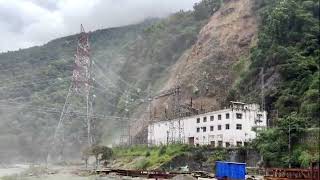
[236,113,242,119]
[225,142,230,148]
[256,114,263,123]
[202,127,207,132]
[218,125,222,130]
[210,141,215,147]
[197,118,200,123]
[236,124,242,130]
[226,113,230,119]
[218,114,222,120]
[218,141,223,147]
[225,124,230,130]
[236,141,242,147]
[210,116,214,121]
[210,126,214,131]
[203,117,207,122]
[197,127,200,133]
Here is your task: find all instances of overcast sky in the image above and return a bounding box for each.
[0,0,200,53]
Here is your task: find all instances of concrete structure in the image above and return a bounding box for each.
[148,102,267,147]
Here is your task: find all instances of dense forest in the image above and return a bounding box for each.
[235,0,319,167]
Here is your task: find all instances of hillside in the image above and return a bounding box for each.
[0,7,206,162]
[0,0,318,167]
[150,0,258,120]
[0,20,157,162]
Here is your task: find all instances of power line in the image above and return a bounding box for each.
[0,82,141,117]
[0,103,141,121]
[92,80,121,97]
[0,100,86,111]
[93,65,126,93]
[93,62,144,95]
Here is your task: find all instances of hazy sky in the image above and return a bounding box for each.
[0,0,200,52]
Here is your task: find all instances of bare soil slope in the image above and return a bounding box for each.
[150,0,258,122]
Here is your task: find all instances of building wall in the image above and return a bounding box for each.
[148,103,267,147]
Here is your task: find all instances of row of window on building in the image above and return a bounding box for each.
[196,124,242,133]
[196,113,243,123]
[196,141,247,148]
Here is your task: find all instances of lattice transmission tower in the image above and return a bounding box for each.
[47,25,94,162]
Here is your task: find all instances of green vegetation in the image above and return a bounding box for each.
[0,176,17,180]
[207,148,228,170]
[235,0,320,168]
[252,113,317,167]
[193,0,223,20]
[112,145,229,170]
[240,0,319,121]
[113,144,190,169]
[207,148,228,163]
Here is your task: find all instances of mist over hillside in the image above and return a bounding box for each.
[0,7,205,162]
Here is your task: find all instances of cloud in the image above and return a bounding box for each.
[0,0,200,52]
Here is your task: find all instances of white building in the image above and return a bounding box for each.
[148,102,267,147]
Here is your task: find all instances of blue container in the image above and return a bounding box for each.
[215,161,246,180]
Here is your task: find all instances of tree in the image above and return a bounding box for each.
[209,149,227,162]
[82,145,113,169]
[252,113,308,168]
[100,146,113,166]
[81,147,91,169]
[193,0,222,20]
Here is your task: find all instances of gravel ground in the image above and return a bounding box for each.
[0,165,150,180]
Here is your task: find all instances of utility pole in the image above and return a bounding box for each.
[47,25,94,163]
[176,85,184,143]
[288,123,291,168]
[260,67,265,111]
[125,92,131,146]
[119,91,132,146]
[178,79,185,144]
[147,86,155,146]
[166,131,169,145]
